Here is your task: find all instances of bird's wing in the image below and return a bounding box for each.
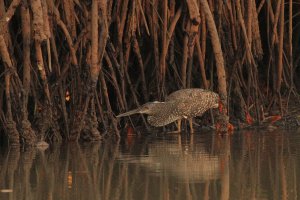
[147,102,182,127]
[174,98,210,118]
[147,114,182,127]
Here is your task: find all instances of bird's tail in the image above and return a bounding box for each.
[116,108,142,118]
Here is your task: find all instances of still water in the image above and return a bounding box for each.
[0,129,299,200]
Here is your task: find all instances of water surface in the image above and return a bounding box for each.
[0,129,300,199]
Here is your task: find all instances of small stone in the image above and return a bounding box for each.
[267,125,277,132]
[36,141,49,150]
[1,189,13,193]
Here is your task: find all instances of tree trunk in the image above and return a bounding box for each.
[199,0,229,132]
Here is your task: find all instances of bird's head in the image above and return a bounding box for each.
[209,92,220,109]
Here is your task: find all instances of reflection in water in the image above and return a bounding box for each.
[0,130,299,199]
[118,135,221,183]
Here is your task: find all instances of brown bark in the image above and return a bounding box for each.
[186,0,201,25]
[286,0,293,111]
[0,0,298,139]
[151,0,160,94]
[132,38,148,101]
[276,0,284,116]
[236,0,253,65]
[20,0,37,145]
[21,1,31,100]
[196,39,209,89]
[56,19,78,66]
[251,0,263,59]
[63,0,76,37]
[183,1,200,88]
[90,0,99,85]
[137,0,150,35]
[0,35,20,145]
[46,0,78,66]
[35,41,51,101]
[158,0,168,95]
[104,52,125,110]
[31,0,47,41]
[199,0,228,132]
[181,27,189,88]
[99,0,119,137]
[225,1,237,51]
[200,9,207,61]
[277,0,284,92]
[269,0,281,47]
[0,0,21,35]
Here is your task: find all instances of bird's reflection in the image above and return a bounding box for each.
[118,134,222,183]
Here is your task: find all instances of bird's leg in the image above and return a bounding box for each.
[177,119,182,132]
[178,134,182,146]
[166,119,182,134]
[189,118,194,133]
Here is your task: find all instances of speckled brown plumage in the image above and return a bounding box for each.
[117,89,219,130]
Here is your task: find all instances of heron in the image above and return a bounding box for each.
[117,89,219,132]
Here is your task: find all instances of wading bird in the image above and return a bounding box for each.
[117,89,219,132]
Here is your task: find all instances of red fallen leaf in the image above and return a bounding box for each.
[246,112,254,125]
[270,115,281,124]
[228,123,234,132]
[126,125,135,147]
[215,123,221,131]
[216,122,234,133]
[126,125,135,136]
[220,158,225,173]
[218,99,223,113]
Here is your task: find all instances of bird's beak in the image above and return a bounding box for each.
[213,102,219,108]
